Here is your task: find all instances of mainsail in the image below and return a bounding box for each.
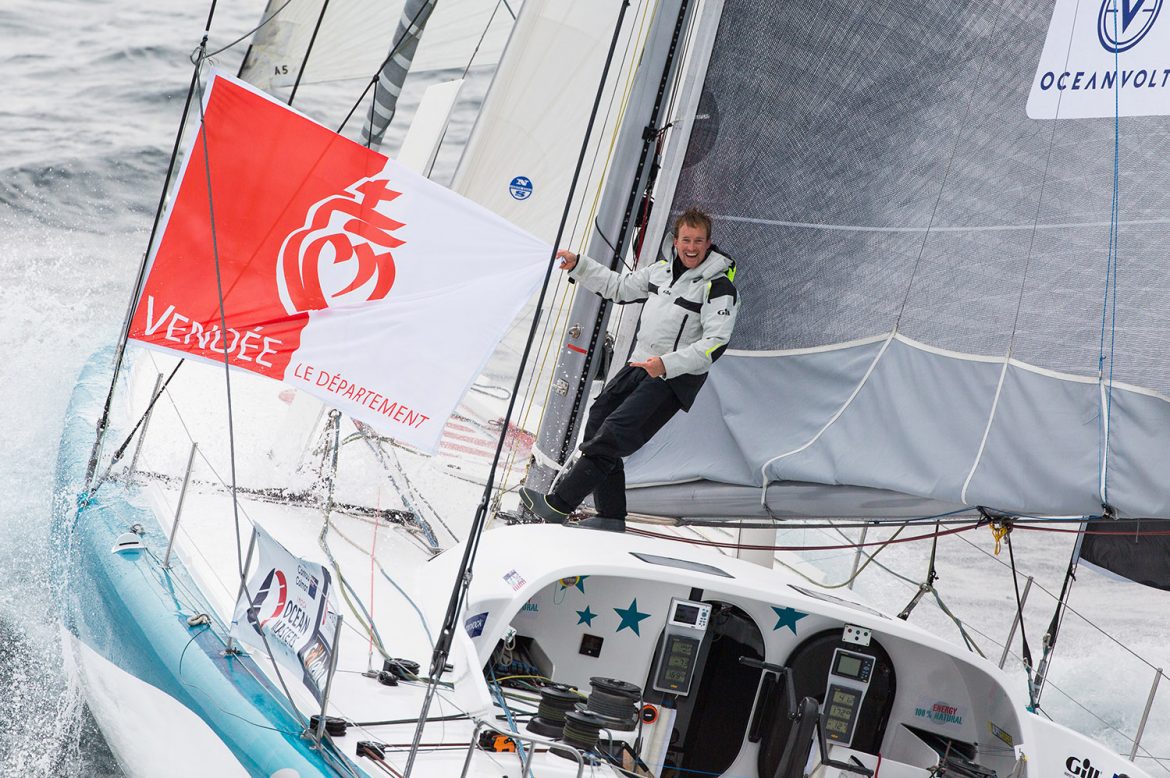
[620,0,1170,521]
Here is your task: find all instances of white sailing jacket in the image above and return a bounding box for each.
[569,247,739,409]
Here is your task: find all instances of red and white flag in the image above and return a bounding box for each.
[128,72,549,451]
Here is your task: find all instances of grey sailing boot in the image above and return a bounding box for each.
[572,516,626,533]
[518,487,568,524]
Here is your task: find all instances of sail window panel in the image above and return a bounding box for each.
[625,342,887,488]
[962,367,1101,517]
[759,340,1002,505]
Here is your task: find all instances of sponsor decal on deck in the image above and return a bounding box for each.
[1063,754,1130,778]
[913,700,965,727]
[464,611,489,638]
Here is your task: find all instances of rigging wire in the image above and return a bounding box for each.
[336,0,438,138]
[193,62,245,582]
[893,3,1009,331]
[1003,528,1036,709]
[206,0,292,59]
[85,1,219,487]
[81,361,183,504]
[405,3,641,773]
[1031,8,1126,714]
[494,0,659,508]
[288,0,331,105]
[628,520,981,551]
[459,0,505,78]
[182,51,320,748]
[1098,3,1123,508]
[957,528,1164,671]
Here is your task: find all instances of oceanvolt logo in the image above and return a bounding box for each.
[1028,0,1170,118]
[1098,0,1163,52]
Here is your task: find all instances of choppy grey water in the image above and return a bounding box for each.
[0,1,487,772]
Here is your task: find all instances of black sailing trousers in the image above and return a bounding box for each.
[551,365,684,519]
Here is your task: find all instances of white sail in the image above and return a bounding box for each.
[450,0,654,245]
[239,0,517,92]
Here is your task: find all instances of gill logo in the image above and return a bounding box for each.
[277,176,405,315]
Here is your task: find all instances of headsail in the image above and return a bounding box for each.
[127,73,549,452]
[239,0,516,95]
[622,0,1170,520]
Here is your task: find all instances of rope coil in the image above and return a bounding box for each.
[585,676,640,730]
[526,684,580,738]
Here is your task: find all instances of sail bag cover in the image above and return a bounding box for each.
[128,73,549,452]
[625,0,1170,521]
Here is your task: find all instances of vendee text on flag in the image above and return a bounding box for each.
[127,71,550,451]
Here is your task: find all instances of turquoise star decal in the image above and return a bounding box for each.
[577,606,597,627]
[772,606,808,634]
[559,575,590,593]
[614,598,651,636]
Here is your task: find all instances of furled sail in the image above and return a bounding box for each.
[623,0,1170,520]
[361,0,436,149]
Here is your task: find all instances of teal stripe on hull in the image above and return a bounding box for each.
[52,351,366,778]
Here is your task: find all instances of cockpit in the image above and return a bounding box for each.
[459,536,1025,777]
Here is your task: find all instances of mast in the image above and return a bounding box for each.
[525,0,697,494]
[404,2,639,773]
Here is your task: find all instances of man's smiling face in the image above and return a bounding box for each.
[674,223,711,269]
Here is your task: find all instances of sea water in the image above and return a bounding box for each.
[3,0,1170,775]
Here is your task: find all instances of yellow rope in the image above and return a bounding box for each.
[990,521,1010,556]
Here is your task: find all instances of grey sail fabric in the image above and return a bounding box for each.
[362,0,437,149]
[623,0,1170,520]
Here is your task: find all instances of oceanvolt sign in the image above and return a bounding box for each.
[1028,0,1170,118]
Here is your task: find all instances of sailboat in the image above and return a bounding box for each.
[53,0,1170,776]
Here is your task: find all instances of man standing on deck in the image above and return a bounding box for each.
[520,208,739,532]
